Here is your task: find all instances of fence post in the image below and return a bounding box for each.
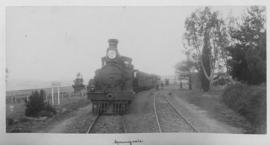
[51,87,54,105]
[57,86,60,105]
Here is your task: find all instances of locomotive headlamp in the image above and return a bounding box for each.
[107,50,117,59]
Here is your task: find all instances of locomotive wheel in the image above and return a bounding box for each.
[114,103,118,114]
[119,104,122,114]
[96,103,99,114]
[92,103,96,114]
[97,102,127,115]
[110,102,127,114]
[119,104,123,115]
[101,103,104,113]
[92,103,94,114]
[98,103,101,114]
[100,103,103,113]
[122,104,126,114]
[102,103,107,113]
[94,103,97,114]
[113,103,119,114]
[119,103,122,114]
[112,104,115,114]
[97,103,100,114]
[117,103,119,114]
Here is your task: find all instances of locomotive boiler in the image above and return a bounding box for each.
[87,39,134,114]
[87,39,160,115]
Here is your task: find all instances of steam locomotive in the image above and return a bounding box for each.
[87,39,159,115]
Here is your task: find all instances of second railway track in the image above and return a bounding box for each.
[164,96,199,132]
[153,93,162,133]
[154,92,199,133]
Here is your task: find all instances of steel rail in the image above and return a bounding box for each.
[121,115,128,133]
[165,96,199,132]
[153,93,162,133]
[86,114,100,133]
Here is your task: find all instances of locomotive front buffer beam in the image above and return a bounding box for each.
[88,91,134,115]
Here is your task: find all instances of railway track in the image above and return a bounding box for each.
[165,96,199,132]
[153,92,199,133]
[86,114,128,133]
[153,93,162,133]
[86,114,100,133]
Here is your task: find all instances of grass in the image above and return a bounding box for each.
[6,95,91,133]
[222,83,266,134]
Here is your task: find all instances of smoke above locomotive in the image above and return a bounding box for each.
[87,39,160,115]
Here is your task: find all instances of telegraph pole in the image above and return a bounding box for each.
[57,86,60,105]
[51,87,54,105]
[52,81,61,105]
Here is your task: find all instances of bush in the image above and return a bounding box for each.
[41,103,57,117]
[222,82,266,133]
[25,90,56,117]
[6,118,14,126]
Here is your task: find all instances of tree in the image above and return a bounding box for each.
[226,6,266,85]
[183,7,229,91]
[200,32,211,91]
[25,90,45,117]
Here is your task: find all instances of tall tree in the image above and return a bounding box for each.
[227,6,266,84]
[183,7,229,91]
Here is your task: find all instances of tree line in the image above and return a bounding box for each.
[176,6,266,91]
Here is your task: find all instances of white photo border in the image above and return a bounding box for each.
[0,0,269,145]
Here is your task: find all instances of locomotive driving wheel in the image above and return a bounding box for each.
[112,102,128,115]
[92,101,129,115]
[92,102,96,114]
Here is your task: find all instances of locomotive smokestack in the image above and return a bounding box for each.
[108,39,118,49]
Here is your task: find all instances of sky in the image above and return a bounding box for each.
[6,6,246,90]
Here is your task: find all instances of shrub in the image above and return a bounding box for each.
[25,90,56,117]
[6,118,14,126]
[41,103,56,117]
[222,82,266,133]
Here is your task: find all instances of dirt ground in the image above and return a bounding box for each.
[44,104,94,133]
[7,86,250,134]
[125,90,159,133]
[126,87,246,134]
[167,87,251,133]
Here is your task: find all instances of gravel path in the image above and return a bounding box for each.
[46,104,94,133]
